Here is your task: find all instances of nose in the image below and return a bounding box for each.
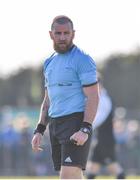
[59,34,66,41]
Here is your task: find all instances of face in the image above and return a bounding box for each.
[49,22,75,53]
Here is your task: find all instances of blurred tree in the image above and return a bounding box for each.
[0,50,140,109]
[0,67,43,107]
[102,51,140,109]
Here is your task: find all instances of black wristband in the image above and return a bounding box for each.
[80,122,92,136]
[81,122,92,128]
[34,123,46,136]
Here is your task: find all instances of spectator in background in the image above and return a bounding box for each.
[86,80,125,179]
[0,122,3,173]
[14,114,33,175]
[1,122,20,175]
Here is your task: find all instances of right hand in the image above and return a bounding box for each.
[31,133,43,152]
[70,130,88,146]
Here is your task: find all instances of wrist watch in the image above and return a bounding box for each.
[80,127,91,135]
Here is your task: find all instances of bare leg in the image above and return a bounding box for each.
[87,161,101,174]
[107,162,125,179]
[60,166,83,179]
[86,161,101,179]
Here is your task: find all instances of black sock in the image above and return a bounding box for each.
[117,172,125,179]
[86,173,96,179]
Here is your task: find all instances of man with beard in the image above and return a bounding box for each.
[31,15,99,179]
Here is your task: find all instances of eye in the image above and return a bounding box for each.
[55,32,61,35]
[64,32,70,35]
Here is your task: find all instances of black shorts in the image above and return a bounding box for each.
[90,143,116,165]
[49,112,92,171]
[90,110,116,165]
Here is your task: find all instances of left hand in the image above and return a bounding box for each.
[70,130,88,146]
[31,133,43,152]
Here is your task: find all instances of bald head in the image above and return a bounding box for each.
[51,15,74,30]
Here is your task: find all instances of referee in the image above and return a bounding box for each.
[31,15,99,179]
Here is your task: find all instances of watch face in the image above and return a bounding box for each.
[80,127,91,135]
[83,128,88,133]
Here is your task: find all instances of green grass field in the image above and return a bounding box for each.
[0,176,140,179]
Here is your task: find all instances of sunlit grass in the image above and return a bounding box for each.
[0,176,140,179]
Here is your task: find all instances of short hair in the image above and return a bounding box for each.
[51,15,74,30]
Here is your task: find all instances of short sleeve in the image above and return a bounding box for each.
[76,55,98,86]
[43,53,55,88]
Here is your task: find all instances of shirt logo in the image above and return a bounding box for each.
[64,156,72,163]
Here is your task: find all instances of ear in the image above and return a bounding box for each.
[49,31,53,40]
[72,30,75,39]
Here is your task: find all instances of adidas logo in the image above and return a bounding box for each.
[64,156,72,163]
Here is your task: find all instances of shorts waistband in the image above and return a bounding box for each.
[50,112,84,121]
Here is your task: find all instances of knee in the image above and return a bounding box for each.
[60,166,83,179]
[87,161,101,173]
[107,162,123,175]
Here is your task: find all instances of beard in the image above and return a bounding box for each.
[53,41,73,54]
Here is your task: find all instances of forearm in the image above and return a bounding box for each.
[38,96,49,126]
[83,84,99,125]
[83,95,99,124]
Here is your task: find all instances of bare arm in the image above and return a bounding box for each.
[82,83,99,124]
[31,89,50,152]
[37,89,50,126]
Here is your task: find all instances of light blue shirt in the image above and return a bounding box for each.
[43,45,97,118]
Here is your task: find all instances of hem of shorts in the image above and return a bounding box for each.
[62,163,85,170]
[91,159,116,165]
[54,166,61,171]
